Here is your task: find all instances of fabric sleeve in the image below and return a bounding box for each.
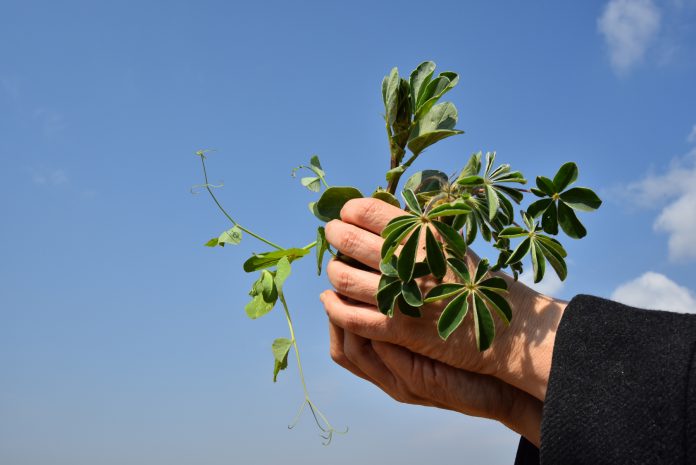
[539,294,696,464]
[514,436,540,464]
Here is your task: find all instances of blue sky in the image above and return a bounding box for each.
[1,1,695,463]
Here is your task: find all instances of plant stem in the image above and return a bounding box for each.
[199,155,284,250]
[302,240,317,250]
[279,292,344,443]
[386,150,419,195]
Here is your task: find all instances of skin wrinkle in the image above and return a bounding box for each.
[320,198,567,446]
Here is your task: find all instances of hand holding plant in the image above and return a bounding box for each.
[194,61,601,442]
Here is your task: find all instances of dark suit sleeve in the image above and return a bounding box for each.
[514,294,696,465]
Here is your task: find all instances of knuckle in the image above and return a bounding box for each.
[340,198,366,222]
[342,310,362,333]
[338,228,360,255]
[335,269,353,295]
[342,198,381,225]
[330,347,348,367]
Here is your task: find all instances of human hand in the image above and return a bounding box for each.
[322,314,543,446]
[321,198,567,402]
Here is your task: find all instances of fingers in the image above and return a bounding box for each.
[340,198,406,235]
[339,329,433,407]
[326,259,380,305]
[371,340,542,446]
[328,322,372,383]
[342,331,397,389]
[324,220,383,270]
[320,290,406,345]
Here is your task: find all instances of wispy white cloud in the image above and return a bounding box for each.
[688,124,696,144]
[624,144,696,261]
[611,271,696,313]
[32,168,69,186]
[33,107,67,136]
[598,0,661,75]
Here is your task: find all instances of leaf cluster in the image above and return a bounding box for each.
[196,60,603,440]
[373,149,601,348]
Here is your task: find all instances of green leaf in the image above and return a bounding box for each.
[377,277,401,316]
[530,187,547,197]
[459,152,482,178]
[384,67,400,127]
[415,72,459,118]
[397,226,422,282]
[272,338,293,382]
[218,226,242,246]
[427,199,471,218]
[259,270,277,302]
[379,255,399,278]
[385,165,406,183]
[301,176,321,192]
[245,294,275,319]
[557,201,587,239]
[407,102,463,156]
[498,226,527,238]
[536,235,567,258]
[409,61,436,110]
[537,239,568,281]
[424,283,465,303]
[309,155,323,174]
[403,170,449,194]
[381,215,418,238]
[372,189,401,208]
[485,185,499,221]
[495,184,525,204]
[204,237,219,247]
[473,294,495,351]
[291,155,325,186]
[527,198,552,219]
[402,188,422,215]
[474,258,490,282]
[309,201,332,222]
[274,257,292,290]
[397,295,422,318]
[479,289,512,325]
[425,226,447,279]
[541,202,559,235]
[245,272,278,320]
[447,257,471,283]
[401,280,423,307]
[456,175,485,186]
[530,242,546,283]
[413,261,431,279]
[380,221,417,263]
[243,248,309,272]
[437,292,469,340]
[315,186,363,221]
[506,237,531,265]
[559,187,602,212]
[315,227,328,275]
[432,220,467,259]
[553,162,578,191]
[478,276,507,290]
[536,176,556,196]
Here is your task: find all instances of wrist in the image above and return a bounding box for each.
[491,281,567,401]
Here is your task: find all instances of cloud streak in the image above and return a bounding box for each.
[598,0,661,75]
[32,168,69,186]
[611,271,696,313]
[624,144,696,262]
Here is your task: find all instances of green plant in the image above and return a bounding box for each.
[194,61,601,442]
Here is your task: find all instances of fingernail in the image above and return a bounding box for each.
[319,291,326,303]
